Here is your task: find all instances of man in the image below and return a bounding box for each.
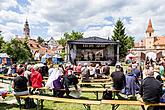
[111,66,126,90]
[81,63,90,82]
[102,62,110,76]
[139,66,162,104]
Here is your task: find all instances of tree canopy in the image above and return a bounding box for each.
[1,39,32,63]
[112,19,134,59]
[58,31,83,47]
[37,36,44,44]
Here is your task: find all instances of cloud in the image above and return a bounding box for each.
[1,0,165,42]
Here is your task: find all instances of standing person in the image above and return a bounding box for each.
[12,68,35,109]
[115,62,124,73]
[111,66,126,90]
[139,66,163,109]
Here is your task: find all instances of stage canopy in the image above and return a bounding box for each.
[67,36,120,65]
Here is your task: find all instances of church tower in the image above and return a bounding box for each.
[146,19,154,37]
[145,19,155,50]
[23,19,30,39]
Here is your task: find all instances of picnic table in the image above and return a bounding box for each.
[79,82,113,88]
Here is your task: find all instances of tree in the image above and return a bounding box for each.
[0,37,5,51]
[1,39,32,63]
[58,31,83,47]
[112,19,134,59]
[37,36,44,44]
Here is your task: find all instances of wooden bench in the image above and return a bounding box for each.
[0,75,14,83]
[79,82,113,88]
[28,95,101,110]
[102,100,165,110]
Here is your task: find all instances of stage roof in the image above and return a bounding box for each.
[67,36,119,45]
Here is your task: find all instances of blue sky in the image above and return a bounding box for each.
[1,0,165,41]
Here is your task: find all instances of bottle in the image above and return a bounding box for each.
[8,85,13,93]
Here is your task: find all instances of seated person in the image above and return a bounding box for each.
[12,68,35,109]
[30,65,43,94]
[102,62,110,76]
[122,66,139,97]
[139,66,163,109]
[63,67,79,97]
[111,66,126,90]
[81,63,90,82]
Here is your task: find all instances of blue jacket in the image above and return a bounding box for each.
[123,72,139,96]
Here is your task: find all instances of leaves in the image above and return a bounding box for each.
[112,19,134,59]
[37,36,44,44]
[58,30,83,47]
[1,38,32,63]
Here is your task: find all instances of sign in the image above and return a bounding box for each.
[77,44,106,48]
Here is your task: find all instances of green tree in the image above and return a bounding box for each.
[0,37,5,51]
[112,19,134,59]
[1,39,32,63]
[37,36,44,44]
[58,31,83,47]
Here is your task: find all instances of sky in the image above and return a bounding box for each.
[0,0,165,42]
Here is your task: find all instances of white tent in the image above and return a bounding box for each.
[146,52,156,60]
[0,53,9,58]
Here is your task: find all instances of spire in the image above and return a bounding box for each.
[23,19,30,39]
[146,19,154,33]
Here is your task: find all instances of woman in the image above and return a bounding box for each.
[12,68,30,109]
[45,65,64,97]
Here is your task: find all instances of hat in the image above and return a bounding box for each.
[33,64,39,71]
[26,65,32,71]
[115,62,121,67]
[84,63,88,66]
[154,66,159,72]
[116,65,121,69]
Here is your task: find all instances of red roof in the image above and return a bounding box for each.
[154,36,165,46]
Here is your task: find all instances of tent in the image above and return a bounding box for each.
[41,53,52,64]
[146,52,156,60]
[126,53,137,59]
[52,54,63,64]
[0,53,12,66]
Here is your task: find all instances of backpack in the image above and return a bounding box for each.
[102,89,112,100]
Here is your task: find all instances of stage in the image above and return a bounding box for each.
[66,37,120,65]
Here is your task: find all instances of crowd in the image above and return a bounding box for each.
[0,58,165,109]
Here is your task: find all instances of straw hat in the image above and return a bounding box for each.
[154,66,159,72]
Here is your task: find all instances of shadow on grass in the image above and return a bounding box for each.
[0,102,18,110]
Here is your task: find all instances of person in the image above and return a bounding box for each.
[48,64,55,76]
[159,64,164,77]
[12,68,36,109]
[139,66,163,106]
[63,66,79,97]
[92,52,95,61]
[154,66,163,83]
[23,64,32,86]
[76,63,82,75]
[122,66,139,97]
[111,66,126,90]
[81,63,90,82]
[102,62,110,76]
[94,64,102,78]
[115,62,124,73]
[52,65,64,97]
[88,63,95,77]
[132,63,141,79]
[30,65,43,94]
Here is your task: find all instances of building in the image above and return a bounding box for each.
[133,19,165,60]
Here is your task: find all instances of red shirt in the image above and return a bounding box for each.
[30,70,42,88]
